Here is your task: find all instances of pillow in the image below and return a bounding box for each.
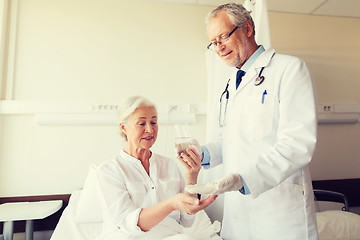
[74,164,103,223]
[316,210,360,240]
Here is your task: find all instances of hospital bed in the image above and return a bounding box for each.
[7,176,355,240]
[50,189,221,240]
[50,177,360,240]
[51,190,360,240]
[314,189,360,240]
[50,164,221,240]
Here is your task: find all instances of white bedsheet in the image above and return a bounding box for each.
[316,210,360,240]
[51,190,221,240]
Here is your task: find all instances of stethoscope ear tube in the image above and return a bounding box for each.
[220,79,231,102]
[219,79,231,127]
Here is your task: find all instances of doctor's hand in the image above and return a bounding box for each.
[185,173,243,195]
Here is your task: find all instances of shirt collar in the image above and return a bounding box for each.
[240,45,265,72]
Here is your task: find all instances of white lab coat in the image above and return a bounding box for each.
[205,48,319,240]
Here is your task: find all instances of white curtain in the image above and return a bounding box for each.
[244,0,271,50]
[202,0,271,222]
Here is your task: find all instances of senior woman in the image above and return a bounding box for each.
[95,96,217,240]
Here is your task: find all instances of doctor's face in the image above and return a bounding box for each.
[207,11,250,69]
[123,105,158,151]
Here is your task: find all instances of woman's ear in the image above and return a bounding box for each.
[119,123,126,133]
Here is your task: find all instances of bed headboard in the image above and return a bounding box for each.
[312,178,360,207]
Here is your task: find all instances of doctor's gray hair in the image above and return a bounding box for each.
[206,3,255,36]
[117,96,156,140]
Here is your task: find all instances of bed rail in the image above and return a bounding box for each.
[314,189,349,211]
[312,178,360,208]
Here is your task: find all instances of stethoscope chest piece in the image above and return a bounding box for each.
[254,76,265,86]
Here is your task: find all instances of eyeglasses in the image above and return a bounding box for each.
[207,26,239,51]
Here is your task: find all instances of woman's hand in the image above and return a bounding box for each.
[177,147,202,186]
[138,193,217,231]
[170,193,218,215]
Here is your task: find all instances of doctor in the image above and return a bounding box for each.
[186,3,318,240]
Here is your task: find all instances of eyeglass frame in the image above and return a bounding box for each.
[207,25,239,50]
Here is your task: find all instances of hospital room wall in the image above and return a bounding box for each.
[0,0,360,197]
[269,12,360,180]
[0,0,214,197]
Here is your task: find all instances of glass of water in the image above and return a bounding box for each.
[174,124,192,158]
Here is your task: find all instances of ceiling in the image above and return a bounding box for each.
[154,0,360,18]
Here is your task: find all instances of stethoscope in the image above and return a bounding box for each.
[218,65,267,127]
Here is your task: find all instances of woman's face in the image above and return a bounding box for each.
[123,105,158,151]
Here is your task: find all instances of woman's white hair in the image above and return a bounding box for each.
[117,96,156,140]
[206,3,255,35]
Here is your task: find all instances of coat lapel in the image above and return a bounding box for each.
[235,48,276,93]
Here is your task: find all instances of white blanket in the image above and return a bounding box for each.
[51,190,221,240]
